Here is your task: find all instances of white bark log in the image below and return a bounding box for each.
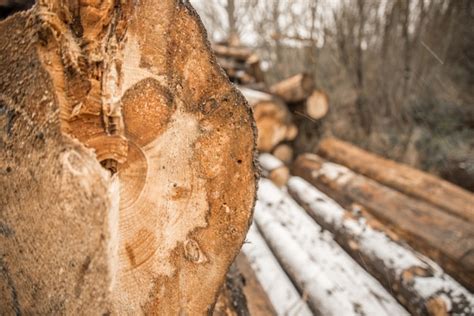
[288,176,474,316]
[255,178,408,316]
[242,224,312,316]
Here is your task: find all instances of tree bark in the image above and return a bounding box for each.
[292,154,474,291]
[288,176,474,316]
[0,0,257,314]
[317,137,474,222]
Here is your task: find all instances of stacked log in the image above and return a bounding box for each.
[213,44,264,85]
[242,224,312,316]
[317,137,474,222]
[233,253,277,316]
[238,87,296,152]
[292,154,474,291]
[258,153,290,187]
[287,176,474,315]
[213,41,330,157]
[0,0,257,314]
[254,178,408,316]
[271,142,294,164]
[270,73,329,121]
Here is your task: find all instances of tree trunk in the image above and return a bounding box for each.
[292,154,474,291]
[288,176,474,316]
[317,137,474,222]
[255,179,408,316]
[0,0,257,314]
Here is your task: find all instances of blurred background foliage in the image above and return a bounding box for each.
[193,0,474,190]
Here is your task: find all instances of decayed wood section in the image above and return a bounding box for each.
[269,73,315,103]
[292,154,474,291]
[255,179,408,316]
[317,137,474,222]
[288,176,474,316]
[242,224,312,316]
[259,153,289,187]
[0,0,256,314]
[238,87,296,152]
[213,263,250,316]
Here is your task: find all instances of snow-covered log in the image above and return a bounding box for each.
[255,179,408,316]
[259,153,290,187]
[288,176,474,316]
[242,224,312,316]
[292,154,474,291]
[233,253,277,316]
[317,137,474,222]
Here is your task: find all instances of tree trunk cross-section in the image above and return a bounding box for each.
[0,0,257,314]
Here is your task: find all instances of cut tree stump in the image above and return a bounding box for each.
[255,178,408,316]
[317,137,474,222]
[288,176,474,316]
[292,154,474,291]
[0,0,257,314]
[270,73,315,103]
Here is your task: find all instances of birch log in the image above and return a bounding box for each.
[288,176,474,316]
[234,253,277,316]
[292,154,474,291]
[317,137,474,222]
[242,224,312,316]
[255,178,408,316]
[0,1,256,314]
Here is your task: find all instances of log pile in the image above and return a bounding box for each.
[250,150,474,315]
[213,41,473,314]
[213,42,329,159]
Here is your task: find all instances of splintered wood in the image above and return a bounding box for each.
[0,0,256,314]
